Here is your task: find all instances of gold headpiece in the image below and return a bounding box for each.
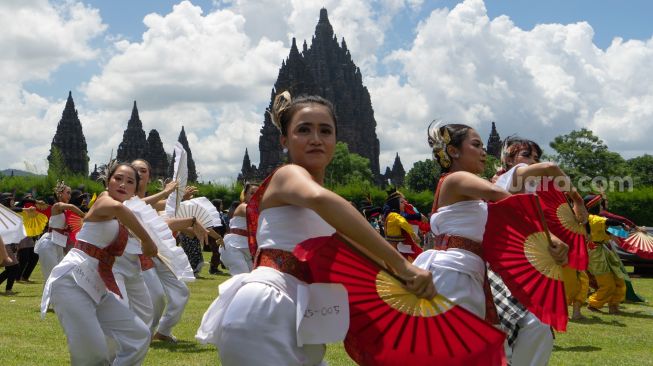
[267,91,292,132]
[54,180,67,196]
[427,120,452,169]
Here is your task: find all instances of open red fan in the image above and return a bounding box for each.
[535,179,588,271]
[617,231,653,259]
[483,193,568,332]
[65,210,83,244]
[294,235,506,366]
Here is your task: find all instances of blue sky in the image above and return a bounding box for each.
[3,0,653,181]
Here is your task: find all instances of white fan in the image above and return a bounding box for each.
[0,204,27,243]
[176,197,222,229]
[124,197,195,282]
[165,142,188,218]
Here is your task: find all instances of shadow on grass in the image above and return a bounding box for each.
[553,345,602,353]
[149,339,213,354]
[614,310,653,320]
[572,315,627,327]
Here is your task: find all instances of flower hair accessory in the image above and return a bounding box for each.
[54,180,67,195]
[98,159,119,187]
[427,120,452,169]
[267,91,292,132]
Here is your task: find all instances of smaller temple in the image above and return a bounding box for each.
[48,91,89,176]
[383,153,405,187]
[237,148,259,183]
[144,129,168,179]
[116,101,147,163]
[486,121,501,159]
[170,126,198,182]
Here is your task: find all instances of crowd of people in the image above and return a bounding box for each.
[0,91,649,366]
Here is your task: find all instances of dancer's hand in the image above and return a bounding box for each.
[192,221,209,246]
[183,186,198,201]
[163,181,178,195]
[549,236,569,266]
[397,264,437,299]
[141,238,158,257]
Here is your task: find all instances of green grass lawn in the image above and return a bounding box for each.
[1,263,652,365]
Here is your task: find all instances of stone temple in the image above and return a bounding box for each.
[240,8,381,182]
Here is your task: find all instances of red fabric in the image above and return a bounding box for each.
[73,224,129,298]
[138,254,155,271]
[294,234,506,366]
[535,179,589,271]
[254,248,311,282]
[245,169,278,258]
[229,228,248,237]
[23,202,52,219]
[483,194,568,332]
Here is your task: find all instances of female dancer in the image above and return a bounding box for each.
[416,125,570,319]
[383,190,422,261]
[197,92,434,365]
[132,158,203,343]
[220,182,258,275]
[41,163,157,365]
[494,136,578,365]
[34,181,85,280]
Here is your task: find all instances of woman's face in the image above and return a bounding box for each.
[131,160,150,187]
[449,129,487,174]
[280,104,336,173]
[107,165,138,202]
[58,187,71,203]
[245,185,259,202]
[512,147,540,166]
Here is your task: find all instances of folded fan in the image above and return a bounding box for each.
[617,231,653,259]
[0,204,27,243]
[165,142,188,218]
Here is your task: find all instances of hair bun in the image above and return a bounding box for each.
[268,91,292,132]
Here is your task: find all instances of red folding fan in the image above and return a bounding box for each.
[535,179,588,271]
[617,231,653,259]
[294,235,506,366]
[65,210,83,244]
[483,194,568,332]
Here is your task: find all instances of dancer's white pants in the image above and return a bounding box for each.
[51,273,150,366]
[510,312,553,366]
[150,258,189,336]
[34,238,64,281]
[221,245,253,275]
[114,254,154,330]
[142,267,166,334]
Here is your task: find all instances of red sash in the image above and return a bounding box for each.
[246,168,279,257]
[229,228,248,237]
[73,224,128,298]
[138,254,155,271]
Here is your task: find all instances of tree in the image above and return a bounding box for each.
[325,142,373,186]
[549,128,628,183]
[627,154,653,186]
[405,159,440,192]
[481,155,501,181]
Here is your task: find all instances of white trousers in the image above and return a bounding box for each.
[35,239,64,281]
[510,312,553,366]
[432,269,486,319]
[221,246,253,275]
[114,254,154,330]
[51,273,150,366]
[142,268,166,334]
[151,258,189,336]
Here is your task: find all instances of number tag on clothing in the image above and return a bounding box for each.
[296,283,349,346]
[72,259,106,304]
[51,231,68,247]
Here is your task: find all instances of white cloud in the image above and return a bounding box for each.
[0,0,105,174]
[370,0,653,172]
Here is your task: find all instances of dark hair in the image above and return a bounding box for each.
[70,190,85,207]
[240,182,260,202]
[104,162,141,192]
[501,136,543,169]
[227,200,240,220]
[427,122,473,172]
[211,199,222,210]
[270,92,337,136]
[132,159,152,175]
[0,192,14,207]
